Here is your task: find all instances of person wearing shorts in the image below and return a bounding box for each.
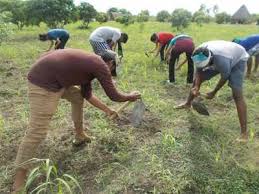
[175,40,249,141]
[39,29,70,51]
[233,35,259,77]
[165,34,195,84]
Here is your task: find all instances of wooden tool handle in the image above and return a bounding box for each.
[199,93,207,98]
[110,101,131,119]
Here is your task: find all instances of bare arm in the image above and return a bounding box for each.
[150,42,158,53]
[205,76,227,99]
[109,41,116,50]
[176,58,187,70]
[165,45,173,61]
[54,38,61,49]
[154,43,162,57]
[87,94,114,116]
[212,76,227,93]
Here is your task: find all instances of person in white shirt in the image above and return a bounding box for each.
[89,26,128,76]
[89,26,128,54]
[175,40,249,141]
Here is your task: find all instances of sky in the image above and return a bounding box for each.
[74,0,258,15]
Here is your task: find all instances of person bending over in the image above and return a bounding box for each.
[39,29,70,51]
[12,49,141,193]
[165,34,194,84]
[176,40,249,141]
[89,26,128,76]
[232,34,259,77]
[149,32,174,62]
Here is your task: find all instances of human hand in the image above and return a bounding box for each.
[106,108,119,119]
[165,56,170,64]
[205,91,216,99]
[128,91,141,102]
[191,87,200,97]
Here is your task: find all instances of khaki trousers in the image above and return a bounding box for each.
[15,82,84,169]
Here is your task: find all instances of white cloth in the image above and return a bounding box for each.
[199,40,249,68]
[89,26,121,43]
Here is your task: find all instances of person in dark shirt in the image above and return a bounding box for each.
[39,29,70,51]
[165,34,194,84]
[12,49,141,193]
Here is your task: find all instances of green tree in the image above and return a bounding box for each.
[171,9,192,30]
[96,12,108,23]
[119,8,131,15]
[156,10,171,22]
[0,13,11,44]
[0,0,28,30]
[192,10,211,26]
[26,0,75,28]
[78,2,97,28]
[250,14,259,24]
[137,10,149,22]
[107,7,118,20]
[215,12,231,24]
[116,14,135,26]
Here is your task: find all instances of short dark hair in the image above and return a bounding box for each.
[39,34,48,41]
[120,32,128,43]
[150,33,157,42]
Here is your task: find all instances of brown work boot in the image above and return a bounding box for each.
[72,131,92,147]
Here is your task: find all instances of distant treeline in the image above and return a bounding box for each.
[0,0,259,31]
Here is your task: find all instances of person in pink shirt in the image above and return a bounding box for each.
[149,32,174,62]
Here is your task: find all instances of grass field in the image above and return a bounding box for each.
[1,21,259,193]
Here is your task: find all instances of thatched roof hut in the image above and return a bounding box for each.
[232,5,250,23]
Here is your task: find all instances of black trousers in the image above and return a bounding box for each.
[159,43,169,61]
[168,50,194,83]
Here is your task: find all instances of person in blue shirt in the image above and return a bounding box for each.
[233,34,259,78]
[39,29,70,51]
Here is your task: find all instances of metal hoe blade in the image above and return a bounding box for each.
[130,100,146,127]
[192,101,210,116]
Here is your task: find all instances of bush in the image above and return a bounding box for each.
[0,15,11,44]
[78,2,97,28]
[136,10,149,22]
[156,10,171,22]
[215,12,231,24]
[171,9,192,30]
[26,0,75,28]
[116,14,135,26]
[192,11,211,26]
[96,12,108,23]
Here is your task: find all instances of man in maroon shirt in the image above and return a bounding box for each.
[149,32,174,62]
[12,49,141,193]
